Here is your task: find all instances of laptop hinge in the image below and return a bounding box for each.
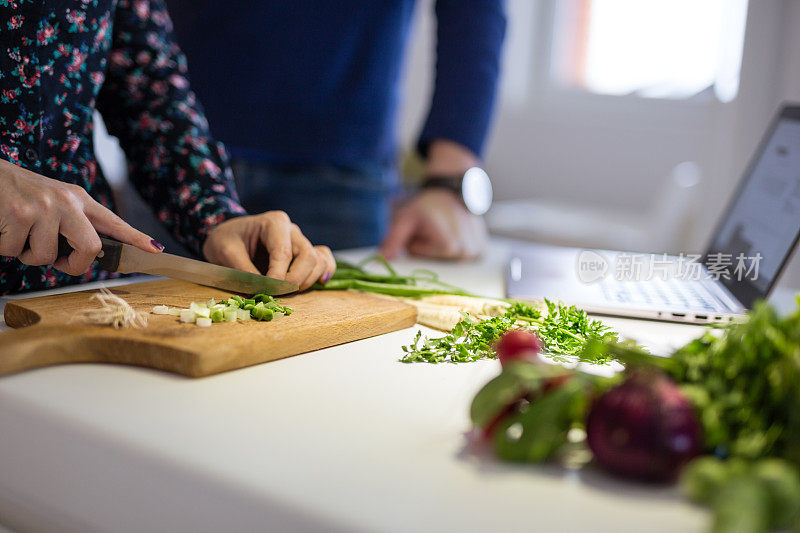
[700,267,746,313]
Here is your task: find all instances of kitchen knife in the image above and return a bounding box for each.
[57,236,299,295]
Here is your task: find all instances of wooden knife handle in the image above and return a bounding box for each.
[57,235,122,272]
[0,325,101,376]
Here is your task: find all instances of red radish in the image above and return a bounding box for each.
[481,397,527,440]
[481,374,573,439]
[495,330,542,367]
[543,373,573,394]
[586,370,702,482]
[478,332,553,439]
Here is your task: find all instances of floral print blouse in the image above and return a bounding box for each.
[0,0,247,295]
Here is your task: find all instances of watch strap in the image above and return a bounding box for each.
[422,167,492,216]
[420,175,463,196]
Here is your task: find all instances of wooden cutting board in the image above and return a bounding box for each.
[0,279,417,378]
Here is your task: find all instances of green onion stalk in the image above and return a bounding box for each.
[311,255,474,297]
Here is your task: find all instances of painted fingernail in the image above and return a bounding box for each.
[150,239,165,251]
[323,272,332,283]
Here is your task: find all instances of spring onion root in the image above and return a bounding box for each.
[73,288,147,329]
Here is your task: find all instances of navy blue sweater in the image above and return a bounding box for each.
[167,0,506,168]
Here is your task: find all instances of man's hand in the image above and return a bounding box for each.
[0,158,163,276]
[203,211,336,291]
[380,139,488,260]
[379,188,487,260]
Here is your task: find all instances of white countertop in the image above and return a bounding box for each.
[0,239,795,533]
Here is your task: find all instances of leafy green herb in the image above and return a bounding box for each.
[583,298,800,466]
[468,296,800,531]
[470,362,610,464]
[400,299,619,364]
[493,380,588,462]
[681,456,800,532]
[315,255,619,364]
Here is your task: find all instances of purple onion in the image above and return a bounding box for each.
[586,370,702,482]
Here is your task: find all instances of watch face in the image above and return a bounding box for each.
[462,167,493,215]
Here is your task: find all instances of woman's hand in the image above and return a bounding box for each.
[202,211,336,291]
[0,159,163,276]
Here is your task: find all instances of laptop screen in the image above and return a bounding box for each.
[705,106,800,307]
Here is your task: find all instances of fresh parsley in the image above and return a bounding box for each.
[400,299,619,364]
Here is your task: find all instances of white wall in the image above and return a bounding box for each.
[400,1,777,221]
[401,1,729,215]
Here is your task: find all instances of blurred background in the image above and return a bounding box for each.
[96,0,800,289]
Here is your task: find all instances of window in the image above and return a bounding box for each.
[553,0,749,102]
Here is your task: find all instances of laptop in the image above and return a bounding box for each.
[505,104,800,324]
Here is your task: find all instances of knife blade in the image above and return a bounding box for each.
[57,236,298,295]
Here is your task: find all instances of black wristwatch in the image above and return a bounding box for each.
[421,167,493,216]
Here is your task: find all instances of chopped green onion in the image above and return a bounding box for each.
[189,302,210,318]
[196,317,212,327]
[179,309,196,323]
[164,293,292,326]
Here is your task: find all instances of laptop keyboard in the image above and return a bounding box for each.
[598,277,727,313]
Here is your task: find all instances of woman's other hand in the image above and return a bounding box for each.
[202,211,336,291]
